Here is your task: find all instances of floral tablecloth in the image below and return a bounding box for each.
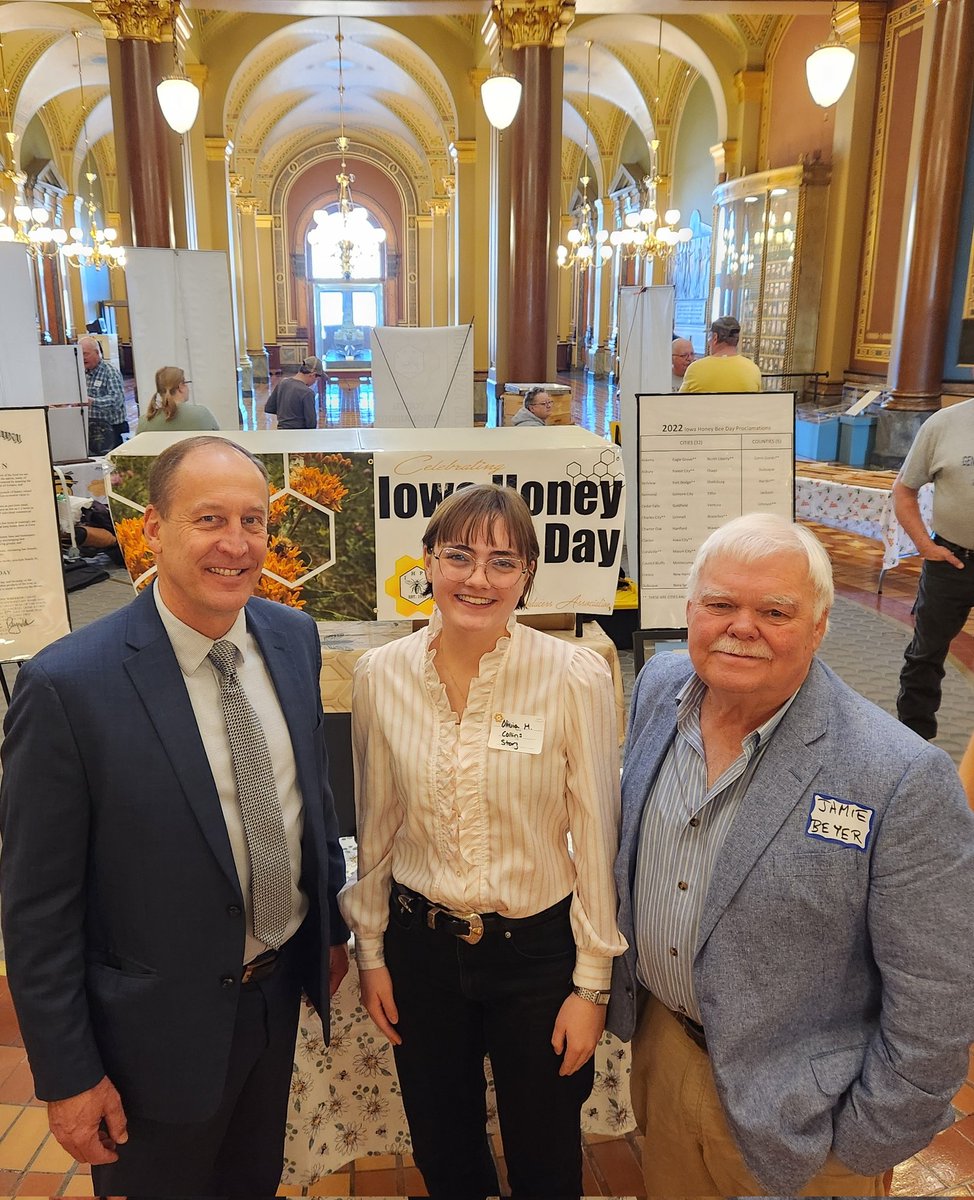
[795,477,933,573]
[282,839,634,1186]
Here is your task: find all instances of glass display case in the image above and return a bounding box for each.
[710,161,830,377]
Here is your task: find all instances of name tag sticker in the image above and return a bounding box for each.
[806,793,874,852]
[488,712,545,755]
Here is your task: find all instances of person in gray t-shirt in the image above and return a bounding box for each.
[265,356,322,429]
[893,396,974,739]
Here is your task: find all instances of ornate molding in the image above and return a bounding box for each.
[235,195,259,215]
[428,196,451,215]
[496,0,575,49]
[91,0,175,42]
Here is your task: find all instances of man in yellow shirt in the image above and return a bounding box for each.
[680,316,762,393]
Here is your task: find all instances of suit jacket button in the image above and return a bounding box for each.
[220,976,235,988]
[227,904,242,916]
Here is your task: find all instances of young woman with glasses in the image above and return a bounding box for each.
[339,483,625,1200]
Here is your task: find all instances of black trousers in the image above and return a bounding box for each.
[92,944,301,1198]
[897,554,974,739]
[384,888,592,1200]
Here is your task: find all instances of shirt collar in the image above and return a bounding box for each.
[675,671,799,756]
[153,582,249,677]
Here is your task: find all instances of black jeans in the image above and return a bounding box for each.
[384,888,592,1200]
[897,554,974,739]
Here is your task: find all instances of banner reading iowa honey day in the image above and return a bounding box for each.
[108,429,625,622]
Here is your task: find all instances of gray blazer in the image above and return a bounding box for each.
[606,653,974,1193]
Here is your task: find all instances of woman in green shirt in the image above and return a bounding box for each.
[143,366,219,431]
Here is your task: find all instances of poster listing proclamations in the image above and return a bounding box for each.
[637,392,795,629]
[0,407,70,659]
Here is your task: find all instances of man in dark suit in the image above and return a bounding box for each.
[0,436,349,1195]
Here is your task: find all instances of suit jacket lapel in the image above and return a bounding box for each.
[696,660,830,951]
[122,587,241,893]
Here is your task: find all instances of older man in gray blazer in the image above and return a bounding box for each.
[607,512,974,1196]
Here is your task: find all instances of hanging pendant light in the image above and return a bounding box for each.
[556,41,613,271]
[481,3,521,131]
[157,3,200,133]
[806,1,855,108]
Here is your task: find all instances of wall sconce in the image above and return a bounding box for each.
[481,4,521,131]
[806,1,855,108]
[157,3,200,133]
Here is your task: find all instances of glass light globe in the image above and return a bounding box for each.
[596,228,608,244]
[664,209,680,226]
[13,204,31,222]
[806,40,855,108]
[0,226,14,242]
[52,228,68,244]
[624,212,640,229]
[566,228,582,245]
[32,208,49,224]
[70,227,83,240]
[599,244,613,261]
[104,227,117,242]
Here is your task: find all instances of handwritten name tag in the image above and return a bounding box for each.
[487,712,545,755]
[806,793,874,852]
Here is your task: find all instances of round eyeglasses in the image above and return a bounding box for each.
[432,547,528,588]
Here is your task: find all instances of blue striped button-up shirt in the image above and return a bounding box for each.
[632,674,796,1024]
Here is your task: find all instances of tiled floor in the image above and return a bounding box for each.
[4,372,973,1196]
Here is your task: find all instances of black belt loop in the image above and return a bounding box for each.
[934,534,974,559]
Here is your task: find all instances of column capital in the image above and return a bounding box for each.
[451,138,477,164]
[415,214,433,230]
[427,196,451,216]
[205,137,232,164]
[710,139,738,182]
[442,176,456,198]
[496,0,575,49]
[469,68,489,90]
[228,172,245,196]
[734,69,764,103]
[235,195,259,215]
[836,2,887,45]
[92,0,175,42]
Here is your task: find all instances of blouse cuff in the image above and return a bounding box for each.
[572,950,613,991]
[354,937,386,971]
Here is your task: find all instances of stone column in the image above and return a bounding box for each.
[452,138,477,330]
[416,214,433,326]
[733,69,764,178]
[236,196,268,384]
[93,0,175,248]
[499,0,574,384]
[256,213,277,362]
[887,0,974,413]
[815,2,885,397]
[429,196,451,326]
[228,174,252,396]
[594,197,616,375]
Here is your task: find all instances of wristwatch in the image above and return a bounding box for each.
[572,985,610,1006]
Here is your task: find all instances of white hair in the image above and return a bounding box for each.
[687,512,834,622]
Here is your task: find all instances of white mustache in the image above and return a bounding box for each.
[709,636,773,660]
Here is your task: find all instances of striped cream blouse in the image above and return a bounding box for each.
[338,609,627,990]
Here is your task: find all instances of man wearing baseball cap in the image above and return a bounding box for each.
[265,356,322,429]
[680,316,762,393]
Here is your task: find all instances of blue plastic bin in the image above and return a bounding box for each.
[795,415,839,461]
[838,414,877,467]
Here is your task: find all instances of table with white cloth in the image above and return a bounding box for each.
[795,471,934,590]
[282,841,635,1185]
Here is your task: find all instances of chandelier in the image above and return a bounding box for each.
[556,42,612,272]
[156,2,200,134]
[806,1,855,108]
[0,33,65,256]
[60,32,125,272]
[307,19,385,281]
[609,140,692,262]
[480,2,521,132]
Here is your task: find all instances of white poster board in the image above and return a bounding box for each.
[0,407,70,659]
[0,244,44,409]
[107,427,625,620]
[40,345,90,462]
[125,248,239,430]
[370,324,473,427]
[618,286,674,578]
[637,391,795,628]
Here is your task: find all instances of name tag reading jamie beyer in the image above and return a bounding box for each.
[806,793,874,851]
[488,712,545,754]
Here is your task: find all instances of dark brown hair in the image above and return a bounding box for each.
[147,436,269,516]
[423,483,539,607]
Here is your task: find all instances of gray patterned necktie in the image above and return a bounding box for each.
[208,639,291,950]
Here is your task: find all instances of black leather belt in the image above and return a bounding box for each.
[934,535,974,560]
[241,947,280,985]
[392,882,570,947]
[672,1008,708,1053]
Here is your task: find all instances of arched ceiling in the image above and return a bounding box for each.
[222,16,458,193]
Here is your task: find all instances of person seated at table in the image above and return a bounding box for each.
[339,483,625,1200]
[142,366,219,431]
[511,387,553,427]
